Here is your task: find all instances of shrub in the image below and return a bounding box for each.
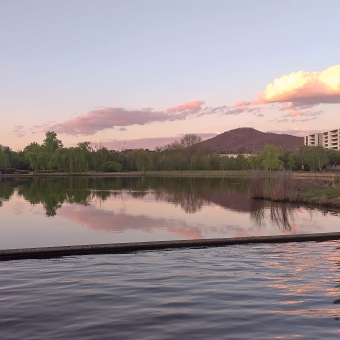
[250,171,299,202]
[249,172,265,199]
[268,172,298,201]
[99,161,122,172]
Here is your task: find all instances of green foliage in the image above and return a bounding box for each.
[301,188,340,200]
[136,151,150,172]
[191,155,199,171]
[305,146,328,172]
[42,131,63,153]
[248,155,262,170]
[261,144,283,171]
[0,145,10,169]
[296,145,309,170]
[203,156,211,170]
[287,153,296,170]
[2,130,340,174]
[60,147,88,174]
[326,149,340,167]
[99,161,122,172]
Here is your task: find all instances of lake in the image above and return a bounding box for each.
[1,242,340,339]
[0,176,339,249]
[1,176,340,339]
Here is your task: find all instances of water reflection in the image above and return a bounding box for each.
[1,176,340,222]
[1,177,340,247]
[250,201,299,231]
[0,177,251,216]
[1,241,340,338]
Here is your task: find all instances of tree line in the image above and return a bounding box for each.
[1,131,340,173]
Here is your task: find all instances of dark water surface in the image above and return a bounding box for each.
[1,176,340,249]
[1,241,340,339]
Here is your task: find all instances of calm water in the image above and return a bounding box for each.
[1,242,340,339]
[1,177,340,338]
[0,176,340,249]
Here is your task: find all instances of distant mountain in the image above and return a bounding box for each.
[202,128,304,153]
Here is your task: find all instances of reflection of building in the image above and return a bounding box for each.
[304,129,340,150]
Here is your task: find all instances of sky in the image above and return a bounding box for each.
[1,0,340,150]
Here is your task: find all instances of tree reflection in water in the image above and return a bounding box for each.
[0,178,15,208]
[250,200,298,231]
[0,177,250,216]
[0,177,338,231]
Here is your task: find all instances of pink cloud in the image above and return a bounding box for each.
[26,66,340,139]
[59,204,204,239]
[49,101,208,135]
[13,125,26,138]
[284,109,324,118]
[288,110,301,117]
[166,100,205,114]
[291,117,317,123]
[280,103,294,111]
[235,100,253,107]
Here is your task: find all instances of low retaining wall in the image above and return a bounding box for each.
[1,233,340,261]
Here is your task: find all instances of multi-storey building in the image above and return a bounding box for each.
[304,129,340,150]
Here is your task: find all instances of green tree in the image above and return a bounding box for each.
[305,146,328,172]
[24,143,49,172]
[42,131,63,153]
[136,151,149,172]
[261,144,283,171]
[191,155,199,171]
[203,156,211,170]
[287,153,296,170]
[236,154,248,170]
[296,145,309,170]
[77,141,93,169]
[0,145,10,170]
[248,155,262,170]
[100,161,122,172]
[326,149,340,167]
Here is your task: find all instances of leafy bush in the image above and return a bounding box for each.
[99,161,122,172]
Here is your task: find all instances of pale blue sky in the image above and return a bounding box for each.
[1,0,340,149]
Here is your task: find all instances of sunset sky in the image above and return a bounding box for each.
[1,0,340,150]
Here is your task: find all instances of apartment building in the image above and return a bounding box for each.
[304,129,340,150]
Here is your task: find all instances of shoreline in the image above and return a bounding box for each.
[0,170,339,179]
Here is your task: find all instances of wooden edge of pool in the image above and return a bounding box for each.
[1,233,340,261]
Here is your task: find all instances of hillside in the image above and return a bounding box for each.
[203,128,304,153]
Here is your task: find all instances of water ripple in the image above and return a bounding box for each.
[1,242,340,339]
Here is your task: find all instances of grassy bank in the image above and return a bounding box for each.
[298,188,340,208]
[250,172,340,209]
